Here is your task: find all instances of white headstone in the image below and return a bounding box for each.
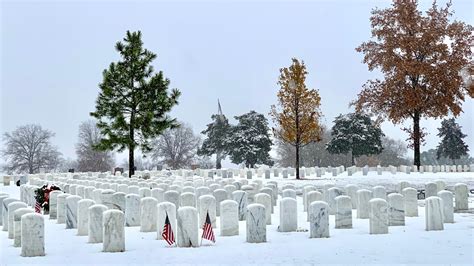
[157,202,177,240]
[246,203,266,243]
[198,195,216,229]
[279,197,297,232]
[77,199,96,236]
[437,191,454,223]
[56,193,70,224]
[369,198,388,234]
[111,192,126,211]
[435,180,446,192]
[282,189,296,199]
[49,191,62,220]
[139,187,152,198]
[21,213,45,257]
[345,184,359,209]
[2,198,20,232]
[454,183,468,211]
[387,193,405,226]
[8,202,28,239]
[259,188,274,214]
[373,186,386,200]
[140,197,158,232]
[88,204,108,243]
[425,182,438,198]
[255,193,272,225]
[224,185,237,200]
[0,195,10,226]
[232,190,248,221]
[425,196,444,231]
[303,186,316,212]
[356,189,372,219]
[125,194,140,226]
[180,192,196,208]
[398,181,410,193]
[306,191,323,221]
[3,176,11,186]
[282,169,288,179]
[241,185,256,204]
[66,195,82,229]
[164,190,180,210]
[177,206,199,247]
[309,201,329,238]
[13,208,34,247]
[335,196,352,229]
[213,189,228,216]
[220,200,239,236]
[103,210,125,252]
[327,187,343,215]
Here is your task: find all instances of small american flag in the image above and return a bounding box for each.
[201,211,215,243]
[162,213,175,246]
[35,200,41,213]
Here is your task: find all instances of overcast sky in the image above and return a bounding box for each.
[1,0,473,165]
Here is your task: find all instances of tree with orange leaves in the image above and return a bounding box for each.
[270,58,322,179]
[353,0,473,168]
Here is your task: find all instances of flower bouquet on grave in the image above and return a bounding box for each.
[34,184,61,214]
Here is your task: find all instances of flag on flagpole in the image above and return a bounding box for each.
[201,211,215,243]
[162,213,175,246]
[35,200,41,213]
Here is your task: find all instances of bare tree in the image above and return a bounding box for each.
[120,156,155,171]
[356,137,410,167]
[1,124,62,174]
[76,120,115,172]
[150,123,201,169]
[196,155,214,169]
[276,127,409,167]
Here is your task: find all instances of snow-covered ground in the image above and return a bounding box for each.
[1,172,473,265]
[269,171,474,192]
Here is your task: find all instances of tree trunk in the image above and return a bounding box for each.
[295,144,300,179]
[128,147,135,177]
[413,111,421,169]
[216,152,222,169]
[351,153,355,166]
[129,113,135,178]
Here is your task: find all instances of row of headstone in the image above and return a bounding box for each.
[16,163,473,187]
[7,171,470,257]
[18,174,282,249]
[1,192,45,257]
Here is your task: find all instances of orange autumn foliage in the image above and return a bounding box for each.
[270,58,322,178]
[353,0,473,167]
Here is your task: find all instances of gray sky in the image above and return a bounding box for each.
[1,0,473,165]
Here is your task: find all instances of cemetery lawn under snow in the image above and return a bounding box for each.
[1,172,473,265]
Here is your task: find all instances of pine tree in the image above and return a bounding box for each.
[198,114,231,169]
[326,113,384,165]
[227,111,273,168]
[436,118,469,165]
[353,0,473,169]
[90,31,180,177]
[270,58,322,179]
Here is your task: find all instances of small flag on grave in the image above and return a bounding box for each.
[162,212,175,246]
[201,211,215,243]
[35,200,41,213]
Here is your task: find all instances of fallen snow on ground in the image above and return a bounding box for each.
[1,172,473,265]
[269,171,474,192]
